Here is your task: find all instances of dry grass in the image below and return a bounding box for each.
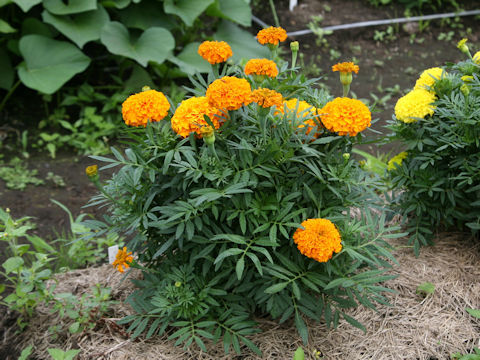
[6,233,480,360]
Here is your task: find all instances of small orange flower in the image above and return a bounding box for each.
[122,90,170,127]
[206,76,252,111]
[332,62,359,74]
[244,59,279,78]
[319,97,371,136]
[251,88,283,108]
[85,165,98,177]
[256,26,288,45]
[293,218,342,263]
[198,41,233,65]
[112,247,133,273]
[171,96,223,138]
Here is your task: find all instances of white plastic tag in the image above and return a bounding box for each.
[108,245,119,264]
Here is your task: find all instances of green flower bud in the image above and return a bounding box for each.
[290,41,299,52]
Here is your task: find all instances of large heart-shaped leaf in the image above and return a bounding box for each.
[0,48,14,90]
[43,0,97,15]
[214,20,268,62]
[207,0,251,27]
[168,42,210,75]
[18,35,91,94]
[12,0,41,12]
[100,22,175,67]
[118,0,176,31]
[164,0,213,27]
[42,6,109,48]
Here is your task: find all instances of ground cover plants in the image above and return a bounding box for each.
[80,27,407,356]
[386,40,480,253]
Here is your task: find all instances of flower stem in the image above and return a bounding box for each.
[268,0,281,28]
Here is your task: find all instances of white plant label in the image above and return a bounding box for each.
[108,245,119,264]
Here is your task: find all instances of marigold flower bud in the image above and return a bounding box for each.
[342,153,350,160]
[290,41,299,52]
[457,38,469,54]
[175,281,182,287]
[85,165,98,178]
[460,84,470,96]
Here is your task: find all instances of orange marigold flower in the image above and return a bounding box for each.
[244,58,279,78]
[122,90,170,127]
[112,247,133,273]
[197,41,233,65]
[319,97,371,136]
[206,76,252,111]
[293,218,342,263]
[251,88,283,108]
[277,99,319,136]
[171,96,223,138]
[257,26,288,45]
[332,62,359,74]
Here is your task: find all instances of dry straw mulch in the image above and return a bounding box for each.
[8,233,480,360]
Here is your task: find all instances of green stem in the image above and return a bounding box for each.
[342,83,350,97]
[268,0,281,28]
[0,80,21,114]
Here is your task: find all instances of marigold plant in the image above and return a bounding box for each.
[121,89,170,127]
[244,58,279,78]
[171,96,223,138]
[256,26,288,45]
[320,97,371,136]
[198,40,233,65]
[88,39,397,356]
[206,76,252,110]
[387,43,480,254]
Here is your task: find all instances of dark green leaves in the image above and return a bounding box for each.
[164,0,214,27]
[18,35,90,94]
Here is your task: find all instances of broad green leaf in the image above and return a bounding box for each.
[18,345,33,360]
[416,282,435,296]
[0,19,16,33]
[2,256,24,274]
[102,0,130,8]
[214,20,268,62]
[43,0,97,15]
[293,347,305,360]
[42,6,110,48]
[100,22,175,67]
[124,64,155,93]
[0,48,14,90]
[118,0,176,31]
[18,35,90,94]
[168,42,210,75]
[207,0,251,27]
[21,18,54,37]
[12,0,41,12]
[164,0,213,27]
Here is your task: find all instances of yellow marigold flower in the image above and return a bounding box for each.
[122,90,170,127]
[244,58,279,78]
[257,26,287,45]
[387,152,408,171]
[395,89,436,123]
[413,67,446,91]
[457,38,469,54]
[332,62,359,74]
[171,97,222,138]
[278,99,319,135]
[461,75,474,83]
[473,51,480,64]
[112,247,133,273]
[251,88,283,108]
[319,97,371,136]
[85,165,98,177]
[197,41,233,65]
[293,218,342,263]
[206,76,252,111]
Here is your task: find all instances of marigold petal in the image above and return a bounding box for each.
[206,76,252,111]
[319,97,371,136]
[121,90,170,127]
[257,26,287,45]
[198,41,233,65]
[244,59,279,78]
[394,89,436,123]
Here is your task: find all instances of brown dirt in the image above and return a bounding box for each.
[5,233,480,360]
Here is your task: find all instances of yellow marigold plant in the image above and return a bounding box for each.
[244,58,279,78]
[394,89,436,123]
[387,41,480,254]
[88,37,397,356]
[121,89,170,127]
[197,40,233,65]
